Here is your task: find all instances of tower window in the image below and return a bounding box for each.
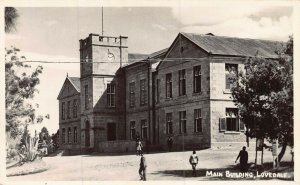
[107,83,116,107]
[84,85,89,110]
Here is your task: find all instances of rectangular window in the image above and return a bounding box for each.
[130,121,136,140]
[141,120,148,140]
[129,82,135,107]
[156,79,160,103]
[140,79,147,106]
[179,69,186,96]
[67,127,72,144]
[194,109,202,132]
[84,85,89,109]
[225,64,238,90]
[166,73,172,98]
[179,111,187,134]
[166,113,173,134]
[194,65,201,93]
[107,83,116,107]
[74,127,78,143]
[61,102,65,120]
[62,128,65,144]
[73,99,78,118]
[67,101,71,119]
[220,108,241,132]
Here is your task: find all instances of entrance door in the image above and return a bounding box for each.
[107,123,116,141]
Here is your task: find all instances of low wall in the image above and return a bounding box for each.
[98,140,138,153]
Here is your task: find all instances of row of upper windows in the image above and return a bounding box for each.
[61,127,78,144]
[79,63,238,110]
[61,99,78,120]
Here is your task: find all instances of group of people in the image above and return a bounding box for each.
[136,134,249,180]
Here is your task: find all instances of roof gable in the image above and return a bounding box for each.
[181,32,282,58]
[57,77,80,100]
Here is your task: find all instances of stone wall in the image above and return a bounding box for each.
[98,140,137,153]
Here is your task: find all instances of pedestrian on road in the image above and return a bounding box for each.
[167,136,173,152]
[139,153,147,181]
[189,150,199,177]
[235,146,248,172]
[136,140,143,156]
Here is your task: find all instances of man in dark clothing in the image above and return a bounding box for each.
[235,146,248,172]
[139,154,147,181]
[167,136,173,152]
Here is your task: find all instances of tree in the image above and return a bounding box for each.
[231,37,293,163]
[5,7,19,33]
[5,46,46,139]
[39,127,51,145]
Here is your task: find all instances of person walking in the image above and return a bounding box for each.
[235,146,248,172]
[167,136,173,152]
[136,140,143,156]
[139,154,147,181]
[189,150,199,177]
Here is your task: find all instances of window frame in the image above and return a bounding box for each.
[61,102,65,120]
[225,63,238,90]
[73,99,78,118]
[129,82,135,108]
[67,127,72,144]
[194,109,202,133]
[74,127,78,143]
[193,65,202,93]
[179,111,187,134]
[179,69,186,96]
[166,113,173,134]
[166,73,172,98]
[84,85,89,110]
[130,121,136,140]
[141,119,148,140]
[140,79,147,106]
[107,83,116,107]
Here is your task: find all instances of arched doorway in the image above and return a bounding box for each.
[85,120,90,147]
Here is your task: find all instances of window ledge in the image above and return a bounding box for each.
[192,92,202,96]
[165,97,173,101]
[224,131,241,134]
[193,132,203,135]
[223,90,232,94]
[178,95,187,99]
[178,133,188,136]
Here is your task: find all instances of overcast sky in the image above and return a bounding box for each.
[5,6,293,134]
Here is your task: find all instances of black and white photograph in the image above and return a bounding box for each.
[2,1,297,182]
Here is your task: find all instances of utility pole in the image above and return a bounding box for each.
[101,6,104,36]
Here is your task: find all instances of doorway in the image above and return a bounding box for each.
[107,123,116,141]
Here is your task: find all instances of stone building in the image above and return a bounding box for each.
[57,32,280,153]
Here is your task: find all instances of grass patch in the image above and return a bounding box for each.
[6,159,49,177]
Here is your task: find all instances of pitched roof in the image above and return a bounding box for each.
[123,48,168,69]
[68,77,80,92]
[181,32,282,58]
[128,53,148,64]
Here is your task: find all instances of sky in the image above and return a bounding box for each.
[5,6,293,134]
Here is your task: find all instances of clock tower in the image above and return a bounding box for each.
[79,34,128,150]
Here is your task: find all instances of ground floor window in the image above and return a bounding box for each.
[194,109,202,132]
[141,120,148,140]
[74,127,78,143]
[166,113,173,134]
[68,128,71,143]
[220,108,245,132]
[62,128,65,144]
[130,121,136,140]
[179,111,187,134]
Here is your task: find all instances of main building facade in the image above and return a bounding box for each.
[57,32,280,153]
